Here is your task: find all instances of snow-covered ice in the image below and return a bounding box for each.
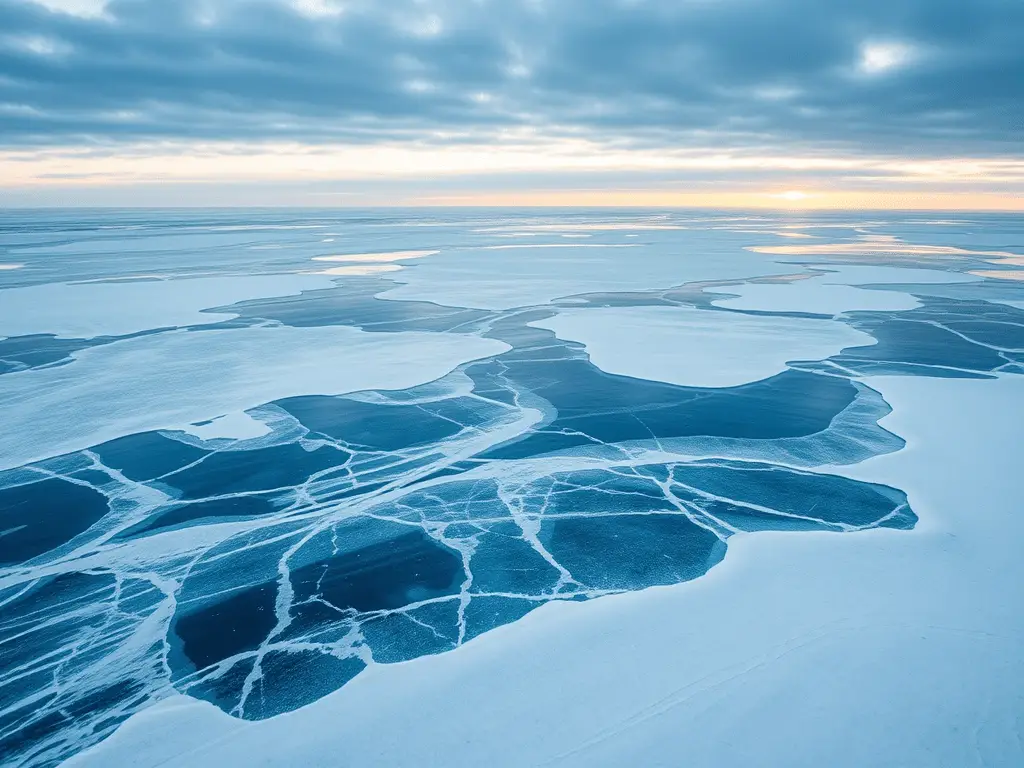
[531,306,875,387]
[0,325,509,469]
[379,241,795,310]
[311,250,439,263]
[708,264,979,315]
[0,274,335,339]
[177,412,274,442]
[64,374,1024,768]
[1,209,1020,768]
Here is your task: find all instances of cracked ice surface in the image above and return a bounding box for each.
[78,367,1024,768]
[0,325,509,470]
[1,209,1022,768]
[0,310,923,764]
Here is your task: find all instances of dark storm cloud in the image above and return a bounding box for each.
[0,0,1021,153]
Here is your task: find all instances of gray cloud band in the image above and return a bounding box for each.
[0,0,1021,155]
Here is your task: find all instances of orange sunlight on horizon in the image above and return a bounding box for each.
[414,190,1024,211]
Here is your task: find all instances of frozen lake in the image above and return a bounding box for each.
[1,208,1022,767]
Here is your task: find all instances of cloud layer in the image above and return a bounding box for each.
[1,0,1022,155]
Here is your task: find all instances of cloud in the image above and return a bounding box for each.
[858,41,918,75]
[24,0,107,17]
[0,0,1020,158]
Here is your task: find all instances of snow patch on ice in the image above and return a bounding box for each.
[0,274,335,339]
[311,250,439,263]
[746,242,1018,259]
[0,325,509,470]
[531,306,875,388]
[315,264,404,276]
[970,269,1024,282]
[177,411,273,442]
[479,243,640,250]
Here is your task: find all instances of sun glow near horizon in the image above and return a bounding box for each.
[2,142,1023,210]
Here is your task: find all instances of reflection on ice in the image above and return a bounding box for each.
[314,264,405,275]
[311,250,439,262]
[746,242,1018,259]
[971,269,1024,282]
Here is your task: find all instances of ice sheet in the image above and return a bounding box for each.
[530,306,875,387]
[0,274,335,339]
[708,264,979,315]
[378,243,795,310]
[0,325,509,470]
[64,374,1024,768]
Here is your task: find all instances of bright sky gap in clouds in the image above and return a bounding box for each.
[1,0,1022,208]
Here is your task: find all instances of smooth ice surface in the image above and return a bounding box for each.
[531,306,876,387]
[379,241,795,309]
[178,412,273,442]
[801,264,983,285]
[972,269,1024,282]
[711,281,921,314]
[66,374,1024,768]
[707,265,978,315]
[0,274,334,339]
[314,264,404,275]
[746,241,1018,259]
[311,250,439,262]
[0,325,509,469]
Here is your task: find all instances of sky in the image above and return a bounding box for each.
[0,0,1022,208]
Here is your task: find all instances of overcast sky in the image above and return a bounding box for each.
[1,0,1022,207]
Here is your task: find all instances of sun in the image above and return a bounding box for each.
[777,190,809,201]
